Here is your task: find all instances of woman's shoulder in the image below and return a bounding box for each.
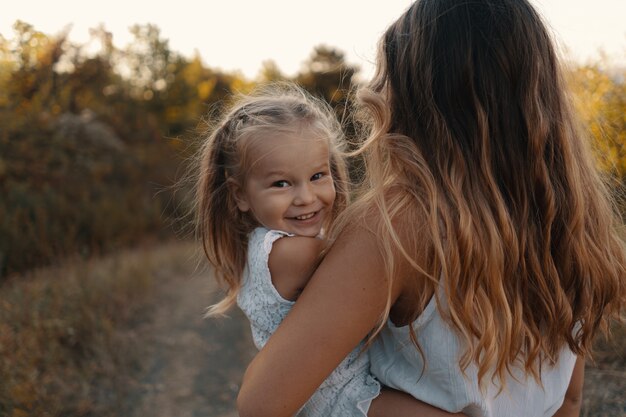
[330,188,435,321]
[338,188,433,263]
[346,184,430,229]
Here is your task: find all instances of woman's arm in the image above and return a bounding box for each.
[371,389,467,417]
[238,221,464,417]
[552,356,584,417]
[237,222,401,417]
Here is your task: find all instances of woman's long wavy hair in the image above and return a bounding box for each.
[197,84,349,316]
[337,0,626,387]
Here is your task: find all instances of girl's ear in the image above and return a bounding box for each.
[229,181,250,212]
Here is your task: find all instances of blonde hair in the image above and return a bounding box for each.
[196,84,349,316]
[334,0,626,388]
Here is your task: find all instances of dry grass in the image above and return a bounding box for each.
[0,239,200,417]
[0,238,623,416]
[582,321,626,416]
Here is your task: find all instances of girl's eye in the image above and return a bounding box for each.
[272,180,290,188]
[311,172,325,181]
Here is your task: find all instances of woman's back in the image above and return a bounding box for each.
[369,294,577,417]
[347,0,625,388]
[236,1,626,416]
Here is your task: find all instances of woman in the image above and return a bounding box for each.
[237,1,626,416]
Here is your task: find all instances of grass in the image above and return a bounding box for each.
[0,239,199,417]
[0,238,623,416]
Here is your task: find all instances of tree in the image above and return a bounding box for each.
[567,62,626,188]
[296,45,358,108]
[257,60,286,83]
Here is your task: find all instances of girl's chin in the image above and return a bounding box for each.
[284,224,323,237]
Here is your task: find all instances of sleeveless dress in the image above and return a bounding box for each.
[237,227,381,417]
[369,292,577,417]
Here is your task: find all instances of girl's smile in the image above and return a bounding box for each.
[290,211,318,220]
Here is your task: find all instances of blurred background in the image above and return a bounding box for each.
[0,1,624,416]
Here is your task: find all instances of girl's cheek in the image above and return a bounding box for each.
[329,186,337,205]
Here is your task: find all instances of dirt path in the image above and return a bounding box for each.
[126,269,257,417]
[115,247,625,417]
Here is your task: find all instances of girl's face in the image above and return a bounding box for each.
[234,130,336,237]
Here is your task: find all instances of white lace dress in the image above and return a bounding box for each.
[237,227,381,417]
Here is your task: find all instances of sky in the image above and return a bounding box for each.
[1,0,625,80]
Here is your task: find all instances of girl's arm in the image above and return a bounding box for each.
[552,356,584,417]
[237,221,462,417]
[268,236,325,301]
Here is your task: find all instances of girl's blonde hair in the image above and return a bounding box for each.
[197,84,349,316]
[335,0,626,388]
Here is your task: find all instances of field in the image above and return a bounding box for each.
[0,241,624,416]
[1,19,625,417]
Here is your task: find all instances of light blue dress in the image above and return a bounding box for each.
[369,292,577,417]
[237,227,381,417]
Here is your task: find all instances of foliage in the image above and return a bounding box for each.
[567,61,626,187]
[1,20,623,277]
[0,21,362,277]
[0,22,245,276]
[296,45,358,109]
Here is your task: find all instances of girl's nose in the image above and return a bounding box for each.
[293,183,316,205]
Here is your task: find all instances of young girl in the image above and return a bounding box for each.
[196,85,463,417]
[236,1,626,417]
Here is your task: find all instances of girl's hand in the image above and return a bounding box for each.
[237,221,404,417]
